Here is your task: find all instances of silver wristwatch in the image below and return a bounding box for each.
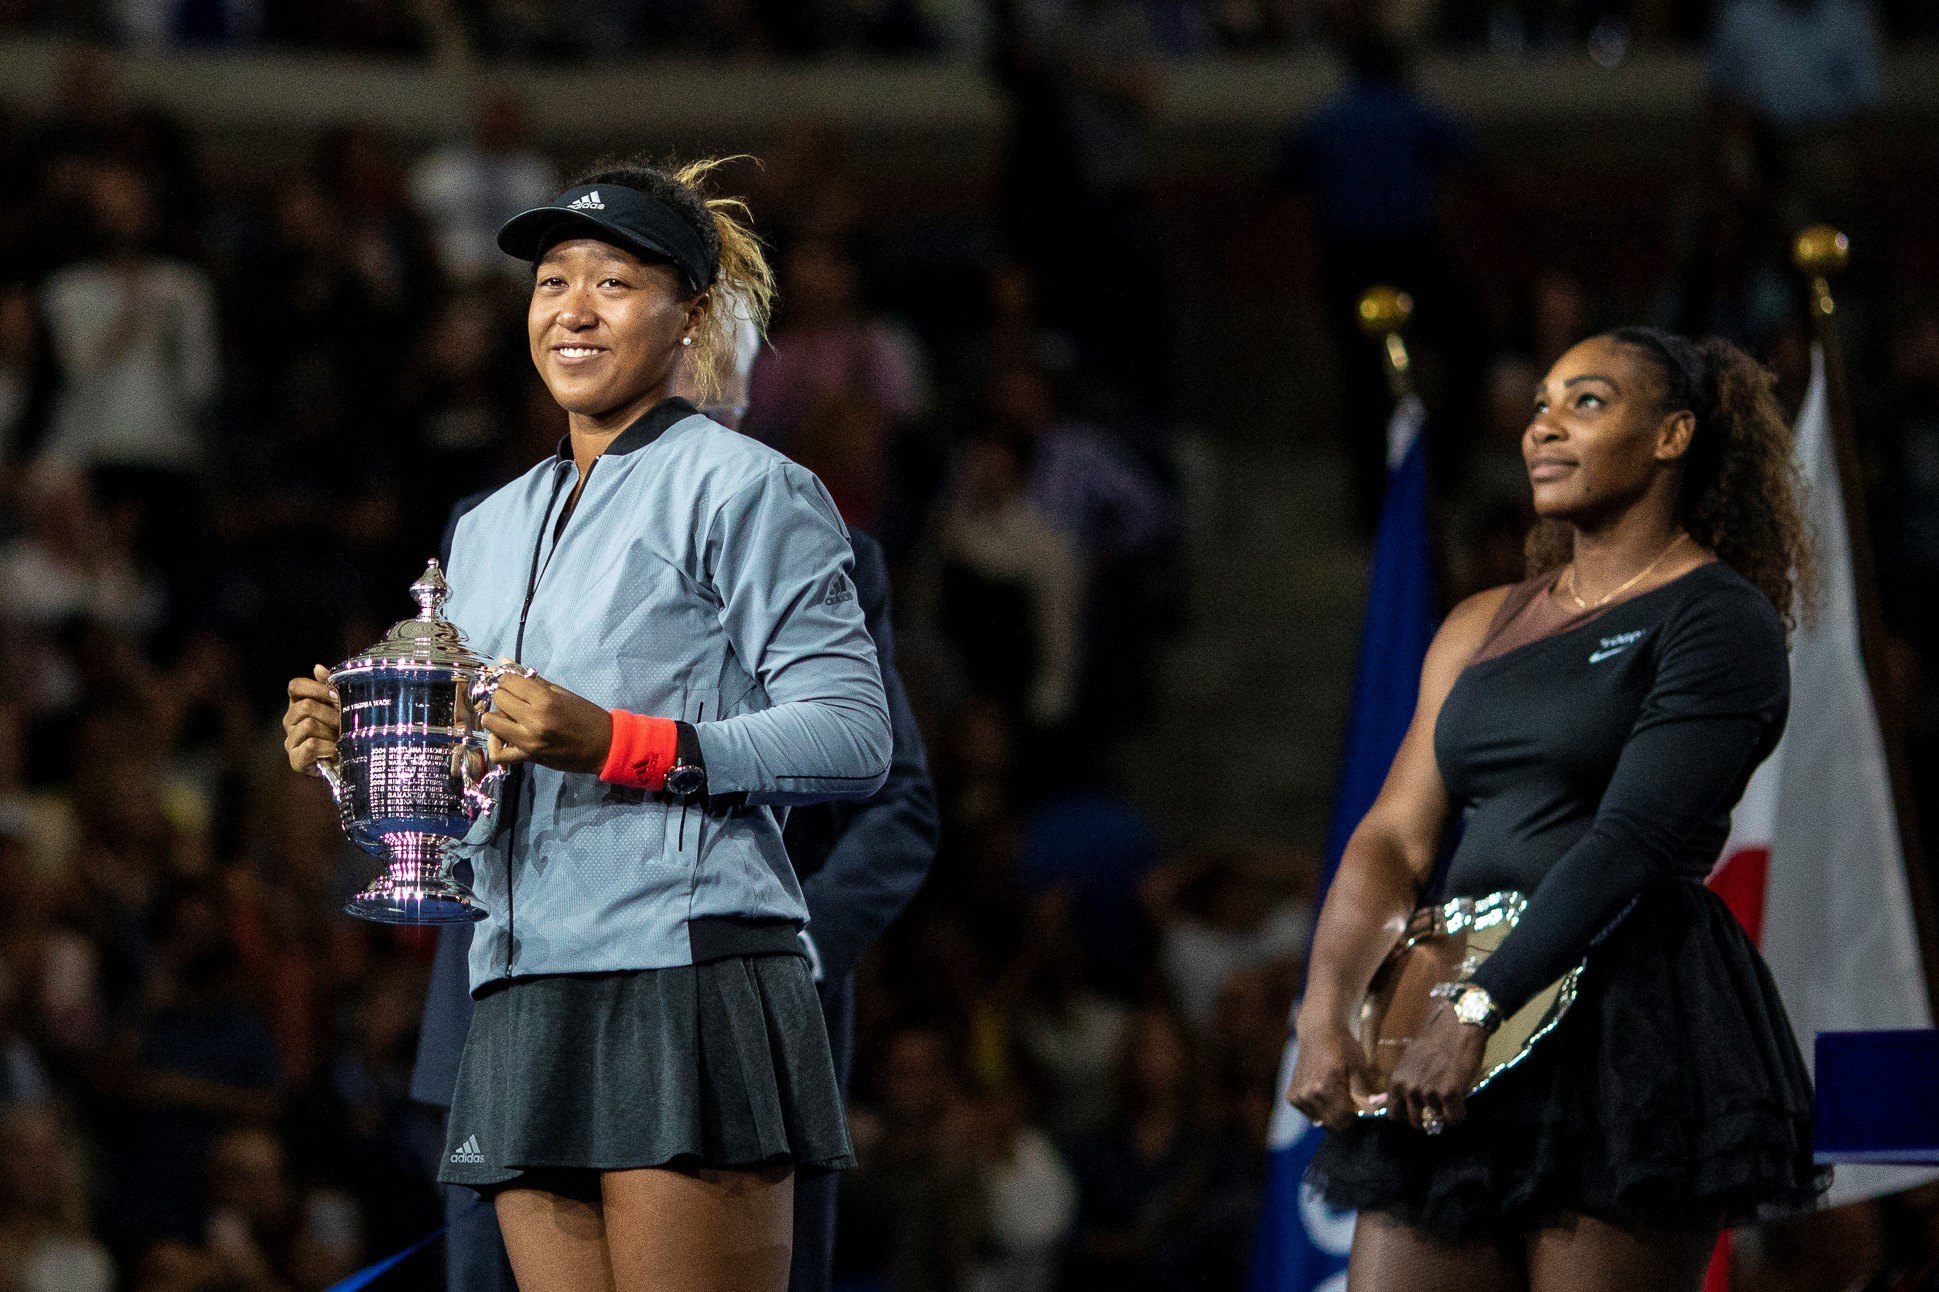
[1431,981,1502,1034]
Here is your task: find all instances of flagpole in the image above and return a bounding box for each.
[1792,225,1939,1010]
[1357,285,1416,401]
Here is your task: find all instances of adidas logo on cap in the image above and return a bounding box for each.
[450,1134,485,1164]
[567,190,605,211]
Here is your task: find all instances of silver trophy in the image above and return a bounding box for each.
[316,560,511,925]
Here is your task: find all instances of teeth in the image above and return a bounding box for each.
[558,347,600,357]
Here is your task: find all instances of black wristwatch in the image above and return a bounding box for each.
[664,721,707,798]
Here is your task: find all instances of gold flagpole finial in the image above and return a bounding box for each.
[1794,226,1849,320]
[1356,285,1414,339]
[1357,286,1415,399]
[1792,225,1850,279]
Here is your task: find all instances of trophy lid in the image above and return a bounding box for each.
[338,560,491,672]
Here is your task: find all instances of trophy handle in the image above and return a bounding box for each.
[452,743,507,818]
[468,660,537,710]
[315,759,345,804]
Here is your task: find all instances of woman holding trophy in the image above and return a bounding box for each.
[282,157,889,1292]
[1285,328,1826,1290]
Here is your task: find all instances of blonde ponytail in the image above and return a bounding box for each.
[669,157,774,406]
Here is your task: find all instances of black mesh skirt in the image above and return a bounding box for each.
[440,953,854,1194]
[1307,878,1829,1245]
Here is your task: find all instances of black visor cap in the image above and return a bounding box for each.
[497,184,714,294]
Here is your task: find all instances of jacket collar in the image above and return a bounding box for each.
[553,396,700,463]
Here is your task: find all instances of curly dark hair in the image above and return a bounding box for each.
[1525,328,1816,633]
[565,154,773,404]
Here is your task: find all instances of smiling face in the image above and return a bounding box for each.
[1524,334,1695,525]
[528,237,707,426]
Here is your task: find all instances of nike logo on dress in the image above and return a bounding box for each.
[1589,629,1648,664]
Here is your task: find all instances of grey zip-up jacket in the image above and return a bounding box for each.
[442,398,892,991]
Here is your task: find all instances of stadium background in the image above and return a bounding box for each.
[0,3,1936,1289]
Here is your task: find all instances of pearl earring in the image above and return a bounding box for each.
[681,336,693,347]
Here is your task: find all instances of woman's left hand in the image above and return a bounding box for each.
[1385,1003,1488,1134]
[480,665,615,774]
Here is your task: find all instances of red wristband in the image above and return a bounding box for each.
[600,710,680,791]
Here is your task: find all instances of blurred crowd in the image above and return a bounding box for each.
[3,0,1938,60]
[1,9,1938,1292]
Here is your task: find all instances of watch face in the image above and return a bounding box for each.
[665,765,704,796]
[1454,989,1491,1026]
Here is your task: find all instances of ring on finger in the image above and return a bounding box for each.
[1421,1108,1447,1136]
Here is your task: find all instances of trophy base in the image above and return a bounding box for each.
[345,885,487,925]
[345,832,489,926]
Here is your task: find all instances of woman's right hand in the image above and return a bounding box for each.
[283,665,341,776]
[1286,1011,1372,1131]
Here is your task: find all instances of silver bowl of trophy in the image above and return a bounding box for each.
[314,560,514,925]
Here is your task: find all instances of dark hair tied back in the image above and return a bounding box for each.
[1527,328,1816,634]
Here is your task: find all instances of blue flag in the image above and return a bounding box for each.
[1248,394,1436,1292]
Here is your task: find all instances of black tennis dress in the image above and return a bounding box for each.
[1308,562,1827,1243]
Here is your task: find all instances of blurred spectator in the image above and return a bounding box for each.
[400,287,523,507]
[105,881,281,1245]
[201,1126,364,1291]
[1708,0,1882,133]
[0,284,55,471]
[1650,195,1794,349]
[989,363,1170,567]
[986,362,1176,733]
[1,467,164,639]
[15,50,132,264]
[311,123,439,339]
[1272,34,1484,530]
[1010,893,1130,1137]
[1015,789,1160,994]
[992,0,1170,409]
[0,958,55,1107]
[408,89,557,286]
[0,467,166,729]
[748,237,928,450]
[1205,963,1295,1148]
[793,390,892,532]
[1061,1009,1256,1292]
[839,1027,983,1292]
[1707,0,1882,225]
[961,1081,1076,1292]
[284,961,441,1263]
[39,163,218,507]
[1141,843,1312,1034]
[922,432,1083,730]
[0,1105,114,1292]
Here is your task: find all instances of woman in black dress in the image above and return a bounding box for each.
[1287,327,1824,1290]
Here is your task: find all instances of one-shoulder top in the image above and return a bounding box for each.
[1434,561,1790,1016]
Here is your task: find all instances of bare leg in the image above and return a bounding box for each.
[1347,1210,1526,1292]
[495,1187,617,1292]
[1527,1213,1717,1292]
[602,1164,794,1292]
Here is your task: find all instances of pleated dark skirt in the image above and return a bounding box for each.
[1307,879,1829,1245]
[440,953,854,1195]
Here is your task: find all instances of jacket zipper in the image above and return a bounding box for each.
[502,457,593,975]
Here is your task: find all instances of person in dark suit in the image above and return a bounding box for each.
[411,525,938,1292]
